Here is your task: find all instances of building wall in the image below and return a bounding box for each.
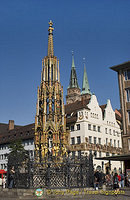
[0,140,35,170]
[69,94,122,172]
[118,68,130,154]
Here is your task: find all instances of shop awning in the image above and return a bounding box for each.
[95,154,130,161]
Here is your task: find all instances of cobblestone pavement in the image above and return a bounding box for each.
[0,194,130,200]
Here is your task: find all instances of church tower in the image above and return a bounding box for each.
[66,52,81,104]
[34,21,69,162]
[81,59,91,100]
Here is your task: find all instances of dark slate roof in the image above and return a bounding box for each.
[0,123,9,134]
[0,123,21,135]
[0,123,35,145]
[65,99,90,125]
[65,99,90,115]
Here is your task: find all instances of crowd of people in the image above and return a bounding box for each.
[94,169,130,191]
[0,166,130,190]
[0,166,15,189]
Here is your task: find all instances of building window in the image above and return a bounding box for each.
[93,125,96,131]
[113,130,115,136]
[99,151,102,157]
[105,128,108,134]
[77,124,80,130]
[89,136,92,144]
[71,125,74,131]
[128,139,130,151]
[98,138,101,145]
[114,140,116,147]
[94,137,97,144]
[116,131,120,137]
[77,136,81,144]
[124,69,130,80]
[88,124,91,130]
[109,129,111,135]
[71,137,75,145]
[98,126,101,132]
[118,140,120,148]
[106,138,108,145]
[110,139,112,146]
[126,89,130,102]
[106,152,109,157]
[78,150,81,159]
[128,111,130,124]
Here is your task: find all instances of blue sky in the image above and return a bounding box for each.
[0,0,130,125]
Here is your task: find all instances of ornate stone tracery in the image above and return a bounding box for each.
[34,21,69,162]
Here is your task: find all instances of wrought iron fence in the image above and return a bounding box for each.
[7,152,94,189]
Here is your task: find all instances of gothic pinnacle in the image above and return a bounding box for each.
[48,20,54,57]
[81,58,91,95]
[68,52,80,89]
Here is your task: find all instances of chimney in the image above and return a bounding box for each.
[8,120,14,130]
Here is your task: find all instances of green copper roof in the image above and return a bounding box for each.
[68,53,80,89]
[81,62,91,95]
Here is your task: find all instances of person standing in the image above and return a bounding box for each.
[2,175,6,188]
[113,173,119,195]
[119,172,124,188]
[8,166,15,189]
[94,170,100,190]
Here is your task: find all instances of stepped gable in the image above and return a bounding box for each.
[0,123,35,145]
[100,105,122,122]
[100,104,107,119]
[115,109,122,122]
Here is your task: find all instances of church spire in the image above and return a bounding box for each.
[68,52,80,89]
[81,59,91,95]
[47,20,54,57]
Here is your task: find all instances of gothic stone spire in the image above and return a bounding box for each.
[81,59,91,95]
[66,52,81,104]
[35,21,69,162]
[68,52,80,89]
[48,20,54,57]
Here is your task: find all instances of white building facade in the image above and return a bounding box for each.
[69,94,123,172]
[0,140,35,171]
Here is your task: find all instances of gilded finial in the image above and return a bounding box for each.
[48,20,54,34]
[49,20,53,26]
